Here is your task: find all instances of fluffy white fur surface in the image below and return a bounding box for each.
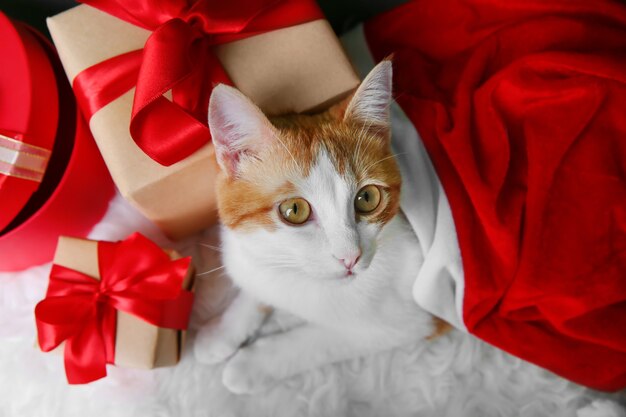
[1,178,623,417]
[1,29,624,417]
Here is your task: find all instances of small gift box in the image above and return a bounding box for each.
[0,12,114,272]
[35,233,195,384]
[47,0,360,239]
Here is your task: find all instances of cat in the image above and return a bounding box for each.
[194,60,443,395]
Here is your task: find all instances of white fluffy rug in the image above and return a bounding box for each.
[1,26,625,417]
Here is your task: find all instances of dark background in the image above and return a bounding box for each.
[0,0,409,38]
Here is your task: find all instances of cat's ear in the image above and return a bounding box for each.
[209,84,277,177]
[343,60,393,128]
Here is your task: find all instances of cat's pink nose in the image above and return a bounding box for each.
[340,251,361,270]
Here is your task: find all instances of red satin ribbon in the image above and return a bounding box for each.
[35,233,194,384]
[73,0,323,166]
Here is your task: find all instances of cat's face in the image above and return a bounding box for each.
[209,61,400,281]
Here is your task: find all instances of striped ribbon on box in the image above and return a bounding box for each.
[0,133,51,183]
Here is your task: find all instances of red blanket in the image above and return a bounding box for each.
[365,0,626,391]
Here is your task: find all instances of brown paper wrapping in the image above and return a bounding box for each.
[47,6,360,239]
[52,236,195,369]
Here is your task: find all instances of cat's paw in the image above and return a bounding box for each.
[222,347,278,395]
[194,325,240,364]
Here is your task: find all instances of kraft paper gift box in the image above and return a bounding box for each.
[35,233,195,384]
[47,2,360,239]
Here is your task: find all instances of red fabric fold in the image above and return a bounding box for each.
[73,0,323,166]
[365,0,626,391]
[35,233,194,384]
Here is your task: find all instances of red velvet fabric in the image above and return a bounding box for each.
[365,0,626,391]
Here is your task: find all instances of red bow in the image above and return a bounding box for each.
[35,233,194,384]
[73,0,323,166]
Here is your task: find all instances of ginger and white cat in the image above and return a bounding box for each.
[194,61,439,394]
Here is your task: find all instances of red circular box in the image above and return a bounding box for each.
[0,13,115,272]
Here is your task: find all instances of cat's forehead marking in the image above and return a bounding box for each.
[274,122,363,177]
[317,135,349,175]
[301,149,355,227]
[300,148,355,192]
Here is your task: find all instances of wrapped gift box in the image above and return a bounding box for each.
[35,233,195,384]
[0,12,115,272]
[47,1,360,239]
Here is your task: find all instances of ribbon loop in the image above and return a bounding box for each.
[129,17,218,165]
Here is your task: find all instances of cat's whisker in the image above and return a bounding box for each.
[271,131,302,172]
[369,123,390,137]
[198,243,223,253]
[357,98,396,152]
[363,152,406,174]
[196,265,226,276]
[268,265,300,272]
[355,124,376,166]
[264,260,301,270]
[354,121,372,164]
[358,136,368,162]
[358,102,393,143]
[392,92,407,103]
[266,263,299,268]
[265,260,299,267]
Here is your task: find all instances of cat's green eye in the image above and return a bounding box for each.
[279,198,311,225]
[355,185,381,214]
